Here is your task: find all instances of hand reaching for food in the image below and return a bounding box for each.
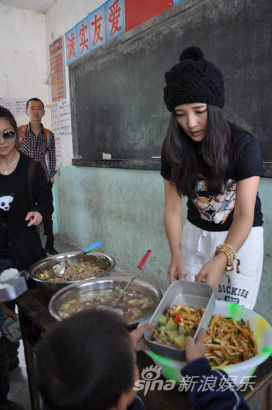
[185,329,206,362]
[130,323,154,351]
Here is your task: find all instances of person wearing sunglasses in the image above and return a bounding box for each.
[0,105,52,410]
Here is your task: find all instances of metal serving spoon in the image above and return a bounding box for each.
[51,241,104,277]
[99,249,152,316]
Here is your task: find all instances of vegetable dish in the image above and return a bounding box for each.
[152,304,257,366]
[36,261,104,282]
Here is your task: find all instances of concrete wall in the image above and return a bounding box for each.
[54,165,173,291]
[55,164,272,319]
[0,4,51,125]
[45,0,272,322]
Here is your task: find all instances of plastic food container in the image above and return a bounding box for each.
[145,300,272,385]
[144,280,215,361]
[0,277,27,302]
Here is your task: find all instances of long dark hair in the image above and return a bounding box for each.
[164,106,231,198]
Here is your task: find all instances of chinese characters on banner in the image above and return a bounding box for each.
[49,37,66,101]
[105,0,125,41]
[64,0,184,65]
[89,5,106,50]
[65,27,77,64]
[76,16,91,58]
[65,0,125,65]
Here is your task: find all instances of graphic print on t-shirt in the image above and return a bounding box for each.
[0,194,14,211]
[192,177,236,224]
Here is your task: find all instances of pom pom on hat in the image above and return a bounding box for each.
[164,46,225,111]
[179,46,205,61]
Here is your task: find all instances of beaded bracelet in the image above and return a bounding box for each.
[215,243,240,274]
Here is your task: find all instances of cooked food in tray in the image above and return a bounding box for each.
[205,315,257,366]
[152,304,257,366]
[58,286,155,322]
[36,261,104,282]
[152,305,204,348]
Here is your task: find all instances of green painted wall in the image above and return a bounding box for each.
[54,166,272,322]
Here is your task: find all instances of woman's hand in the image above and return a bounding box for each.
[0,303,17,320]
[195,253,227,289]
[25,211,43,227]
[168,254,188,282]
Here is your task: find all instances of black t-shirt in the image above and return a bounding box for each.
[0,153,53,269]
[0,209,10,257]
[161,123,263,231]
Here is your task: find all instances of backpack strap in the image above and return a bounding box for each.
[28,159,37,205]
[18,124,28,144]
[43,128,52,149]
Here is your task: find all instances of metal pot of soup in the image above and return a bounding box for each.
[48,275,162,327]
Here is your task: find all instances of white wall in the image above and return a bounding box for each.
[45,0,105,165]
[0,4,51,126]
[0,0,108,157]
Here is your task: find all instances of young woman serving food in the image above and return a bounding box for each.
[161,46,263,309]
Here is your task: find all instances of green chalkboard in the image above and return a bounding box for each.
[70,0,272,175]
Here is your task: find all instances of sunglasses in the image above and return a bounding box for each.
[0,130,16,140]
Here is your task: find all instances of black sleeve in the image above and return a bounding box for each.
[160,141,172,180]
[235,134,264,181]
[127,396,146,410]
[32,162,53,220]
[181,358,249,410]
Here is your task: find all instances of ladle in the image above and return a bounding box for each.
[99,249,152,316]
[51,241,104,277]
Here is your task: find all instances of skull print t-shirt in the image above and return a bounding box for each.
[160,122,263,231]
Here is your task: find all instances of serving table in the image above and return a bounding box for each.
[16,288,272,410]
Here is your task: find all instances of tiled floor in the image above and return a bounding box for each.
[8,237,78,409]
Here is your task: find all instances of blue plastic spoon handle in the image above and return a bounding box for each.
[83,241,103,254]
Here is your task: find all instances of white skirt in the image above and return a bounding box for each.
[182,221,264,310]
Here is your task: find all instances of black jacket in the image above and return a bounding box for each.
[181,358,249,409]
[0,153,53,269]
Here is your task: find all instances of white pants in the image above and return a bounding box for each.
[182,221,264,310]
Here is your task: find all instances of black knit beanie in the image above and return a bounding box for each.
[164,46,225,111]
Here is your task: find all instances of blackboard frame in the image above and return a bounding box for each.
[69,0,272,177]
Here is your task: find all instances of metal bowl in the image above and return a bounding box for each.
[48,275,162,328]
[28,251,116,298]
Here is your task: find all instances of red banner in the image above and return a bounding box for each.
[125,0,173,32]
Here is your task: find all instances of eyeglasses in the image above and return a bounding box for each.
[0,130,16,140]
